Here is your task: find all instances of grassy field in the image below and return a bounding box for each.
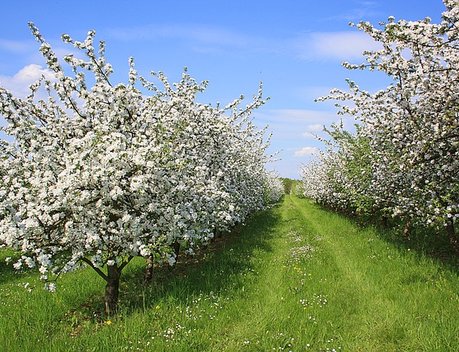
[1,195,458,351]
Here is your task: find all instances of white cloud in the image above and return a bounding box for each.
[295,85,335,102]
[302,123,325,138]
[250,108,335,177]
[255,109,337,125]
[107,24,381,62]
[305,123,324,132]
[324,0,380,21]
[0,36,82,74]
[254,109,338,138]
[0,64,54,98]
[0,39,34,54]
[294,146,320,157]
[107,24,254,50]
[106,24,283,57]
[294,31,381,60]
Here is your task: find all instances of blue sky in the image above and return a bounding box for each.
[0,0,446,178]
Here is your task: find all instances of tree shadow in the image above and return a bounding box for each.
[0,250,34,284]
[315,203,459,273]
[58,206,280,324]
[373,223,459,272]
[120,207,279,313]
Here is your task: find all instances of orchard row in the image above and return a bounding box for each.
[302,0,458,248]
[0,24,283,314]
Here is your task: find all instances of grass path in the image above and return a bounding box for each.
[1,195,458,351]
[287,196,459,351]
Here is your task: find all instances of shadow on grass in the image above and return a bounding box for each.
[0,261,17,284]
[314,202,459,273]
[0,249,33,284]
[374,224,459,271]
[123,207,279,311]
[60,206,281,323]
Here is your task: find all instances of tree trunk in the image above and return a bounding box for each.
[403,220,412,241]
[214,229,223,239]
[171,240,180,259]
[144,255,154,283]
[105,264,121,316]
[446,220,458,253]
[380,215,389,228]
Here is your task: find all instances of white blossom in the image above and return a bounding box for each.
[303,0,458,237]
[0,23,276,300]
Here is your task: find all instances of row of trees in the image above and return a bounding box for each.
[302,0,458,248]
[0,24,283,314]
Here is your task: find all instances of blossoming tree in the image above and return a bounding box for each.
[0,23,273,314]
[302,0,458,247]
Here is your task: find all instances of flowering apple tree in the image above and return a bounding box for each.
[302,0,458,247]
[0,23,273,314]
[264,172,285,204]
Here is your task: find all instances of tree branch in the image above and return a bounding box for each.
[118,256,133,272]
[81,257,108,282]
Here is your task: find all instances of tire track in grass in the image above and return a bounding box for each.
[291,196,402,350]
[290,195,459,352]
[221,195,377,351]
[217,200,298,350]
[220,195,353,351]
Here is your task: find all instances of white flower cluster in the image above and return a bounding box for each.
[302,1,458,238]
[264,173,284,204]
[0,23,275,287]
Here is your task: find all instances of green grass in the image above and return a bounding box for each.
[1,195,458,351]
